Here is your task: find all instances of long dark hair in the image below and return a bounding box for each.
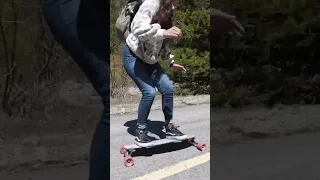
[150,0,175,55]
[151,0,174,30]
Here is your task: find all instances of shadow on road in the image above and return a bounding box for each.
[124,119,166,138]
[123,119,193,157]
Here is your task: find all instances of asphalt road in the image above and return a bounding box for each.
[212,133,320,180]
[3,104,320,180]
[110,103,211,180]
[0,104,211,180]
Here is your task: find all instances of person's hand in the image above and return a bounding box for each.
[171,63,186,72]
[210,8,245,36]
[164,26,183,39]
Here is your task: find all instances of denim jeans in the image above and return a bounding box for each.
[122,45,174,129]
[42,0,109,179]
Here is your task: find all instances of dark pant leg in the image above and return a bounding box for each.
[41,0,109,179]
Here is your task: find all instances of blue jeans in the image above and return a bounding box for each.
[42,0,109,179]
[122,45,174,129]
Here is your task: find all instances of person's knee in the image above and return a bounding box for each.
[161,81,174,95]
[142,87,157,99]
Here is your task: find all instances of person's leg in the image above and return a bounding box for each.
[149,64,174,124]
[152,63,187,140]
[89,106,109,180]
[41,0,110,179]
[122,45,156,145]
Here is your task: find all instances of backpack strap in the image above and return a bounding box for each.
[128,0,143,32]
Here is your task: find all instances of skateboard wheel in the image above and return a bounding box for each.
[124,156,134,167]
[197,142,206,151]
[120,145,126,154]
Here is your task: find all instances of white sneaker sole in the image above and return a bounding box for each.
[134,140,153,147]
[166,134,187,140]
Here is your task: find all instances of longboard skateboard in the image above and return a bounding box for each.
[119,135,206,167]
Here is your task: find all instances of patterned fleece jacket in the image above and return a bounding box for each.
[126,0,175,65]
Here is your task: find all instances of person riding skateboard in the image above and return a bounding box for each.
[122,0,188,146]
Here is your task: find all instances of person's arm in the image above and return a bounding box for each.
[159,42,175,67]
[160,45,185,72]
[131,0,166,42]
[210,8,244,36]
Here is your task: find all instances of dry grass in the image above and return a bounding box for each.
[110,53,133,98]
[0,0,74,115]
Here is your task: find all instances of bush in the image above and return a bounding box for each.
[162,9,210,95]
[173,9,210,52]
[162,48,210,95]
[211,0,320,107]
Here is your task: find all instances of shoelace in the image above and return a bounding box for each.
[169,125,181,133]
[168,123,180,129]
[141,131,150,140]
[172,125,180,129]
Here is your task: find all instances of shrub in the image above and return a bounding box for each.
[162,48,210,95]
[161,8,210,95]
[212,0,320,107]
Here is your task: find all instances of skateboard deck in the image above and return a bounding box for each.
[119,135,206,167]
[125,135,195,149]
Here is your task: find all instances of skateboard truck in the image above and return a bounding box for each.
[120,144,135,167]
[119,135,206,167]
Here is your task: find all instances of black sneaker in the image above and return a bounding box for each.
[134,129,153,147]
[165,123,187,140]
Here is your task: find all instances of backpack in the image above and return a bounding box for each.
[115,0,143,43]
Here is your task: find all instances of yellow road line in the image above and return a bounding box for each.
[132,152,210,180]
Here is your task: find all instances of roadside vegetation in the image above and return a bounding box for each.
[212,0,320,108]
